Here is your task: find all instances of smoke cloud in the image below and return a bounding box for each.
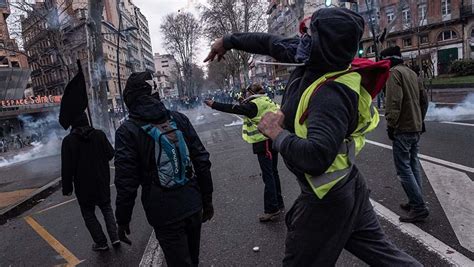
[0,112,64,168]
[426,93,474,122]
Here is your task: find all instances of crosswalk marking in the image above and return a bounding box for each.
[420,160,474,252]
[366,140,474,173]
[441,121,474,127]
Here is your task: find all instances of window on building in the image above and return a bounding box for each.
[418,4,427,21]
[366,45,376,54]
[402,7,411,24]
[442,0,451,16]
[419,34,429,44]
[387,9,394,24]
[403,37,412,47]
[387,40,397,47]
[438,30,457,41]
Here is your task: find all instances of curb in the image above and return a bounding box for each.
[0,177,62,225]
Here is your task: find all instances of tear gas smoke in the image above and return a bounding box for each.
[426,93,474,121]
[0,112,64,168]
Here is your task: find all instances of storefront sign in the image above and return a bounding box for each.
[1,95,62,108]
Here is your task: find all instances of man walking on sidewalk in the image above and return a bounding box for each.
[114,72,214,266]
[205,84,284,222]
[381,46,429,223]
[205,7,421,266]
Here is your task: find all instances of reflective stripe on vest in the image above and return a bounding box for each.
[242,95,280,144]
[294,69,379,199]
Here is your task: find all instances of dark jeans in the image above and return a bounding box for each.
[283,172,421,266]
[393,133,426,211]
[257,151,284,213]
[154,211,202,267]
[79,202,119,246]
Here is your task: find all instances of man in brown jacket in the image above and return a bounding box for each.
[381,46,429,223]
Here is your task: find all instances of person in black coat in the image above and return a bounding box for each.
[205,7,421,267]
[61,112,118,251]
[114,72,214,267]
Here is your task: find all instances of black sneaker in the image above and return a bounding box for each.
[258,210,281,223]
[112,240,121,248]
[279,205,286,213]
[92,243,109,251]
[399,209,429,223]
[400,203,411,212]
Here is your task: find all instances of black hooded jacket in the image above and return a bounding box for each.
[61,125,115,206]
[223,8,364,194]
[114,74,213,227]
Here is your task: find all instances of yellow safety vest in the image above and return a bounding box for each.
[242,95,280,144]
[294,69,379,199]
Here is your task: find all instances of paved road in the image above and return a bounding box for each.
[0,105,472,266]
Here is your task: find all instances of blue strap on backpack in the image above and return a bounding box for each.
[141,118,191,189]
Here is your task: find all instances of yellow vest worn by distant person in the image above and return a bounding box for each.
[294,69,379,199]
[242,95,280,144]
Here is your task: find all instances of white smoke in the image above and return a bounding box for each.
[0,133,61,168]
[0,113,64,168]
[426,93,474,121]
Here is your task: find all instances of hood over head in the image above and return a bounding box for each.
[71,112,90,128]
[307,8,365,72]
[124,71,155,109]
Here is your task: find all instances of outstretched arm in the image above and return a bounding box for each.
[205,33,299,64]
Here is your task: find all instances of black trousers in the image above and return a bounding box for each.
[283,172,422,266]
[79,202,119,246]
[154,211,203,267]
[257,151,284,213]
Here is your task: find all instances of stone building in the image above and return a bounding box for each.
[358,0,474,76]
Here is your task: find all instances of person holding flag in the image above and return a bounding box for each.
[60,61,119,251]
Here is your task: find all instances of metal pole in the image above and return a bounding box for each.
[116,12,126,118]
[365,0,379,61]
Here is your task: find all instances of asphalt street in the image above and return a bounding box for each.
[0,104,472,266]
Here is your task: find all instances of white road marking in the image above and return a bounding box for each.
[139,230,163,267]
[420,160,474,252]
[365,140,474,173]
[371,199,474,266]
[441,121,474,127]
[231,114,243,122]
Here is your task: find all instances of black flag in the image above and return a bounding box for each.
[59,60,89,130]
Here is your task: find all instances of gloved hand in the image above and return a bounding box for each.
[387,126,395,141]
[201,194,214,223]
[118,224,132,245]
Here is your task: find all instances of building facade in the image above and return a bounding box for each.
[134,6,155,73]
[20,0,154,113]
[154,53,178,98]
[358,0,474,77]
[0,0,30,101]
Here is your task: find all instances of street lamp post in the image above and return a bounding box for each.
[115,15,138,118]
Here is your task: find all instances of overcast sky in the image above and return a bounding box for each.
[133,0,208,65]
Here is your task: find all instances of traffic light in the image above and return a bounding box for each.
[358,42,364,57]
[325,0,332,7]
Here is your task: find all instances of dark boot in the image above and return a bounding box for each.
[399,209,429,223]
[258,210,281,222]
[400,203,411,212]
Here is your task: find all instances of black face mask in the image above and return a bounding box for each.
[295,34,312,64]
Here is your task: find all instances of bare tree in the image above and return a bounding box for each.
[201,0,267,88]
[161,12,202,97]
